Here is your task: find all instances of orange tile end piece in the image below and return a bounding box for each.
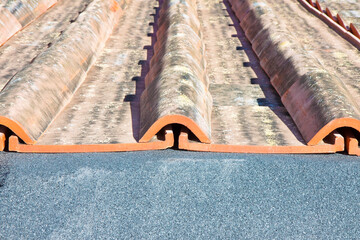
[0,9,22,47]
[307,118,360,146]
[178,128,344,154]
[9,127,174,153]
[344,129,360,156]
[0,132,5,151]
[0,117,35,145]
[139,115,211,144]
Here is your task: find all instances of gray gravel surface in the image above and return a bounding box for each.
[0,150,359,239]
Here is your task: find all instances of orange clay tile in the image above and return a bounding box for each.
[0,0,57,46]
[315,0,322,12]
[0,131,5,152]
[9,127,174,153]
[178,128,344,154]
[0,0,122,144]
[229,0,360,149]
[343,129,360,156]
[139,0,212,144]
[3,124,168,154]
[298,0,360,50]
[1,0,360,155]
[350,23,360,38]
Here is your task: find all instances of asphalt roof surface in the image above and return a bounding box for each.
[0,151,359,239]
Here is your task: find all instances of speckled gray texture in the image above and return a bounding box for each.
[0,151,359,239]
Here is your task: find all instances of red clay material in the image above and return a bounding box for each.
[179,128,344,154]
[0,116,34,144]
[0,0,57,46]
[0,0,92,91]
[1,0,360,154]
[311,0,360,30]
[0,8,22,46]
[0,128,5,151]
[31,0,150,147]
[229,0,360,147]
[2,0,179,153]
[140,115,211,144]
[350,23,360,38]
[0,0,123,144]
[139,0,212,143]
[9,127,174,153]
[298,0,360,50]
[344,129,360,156]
